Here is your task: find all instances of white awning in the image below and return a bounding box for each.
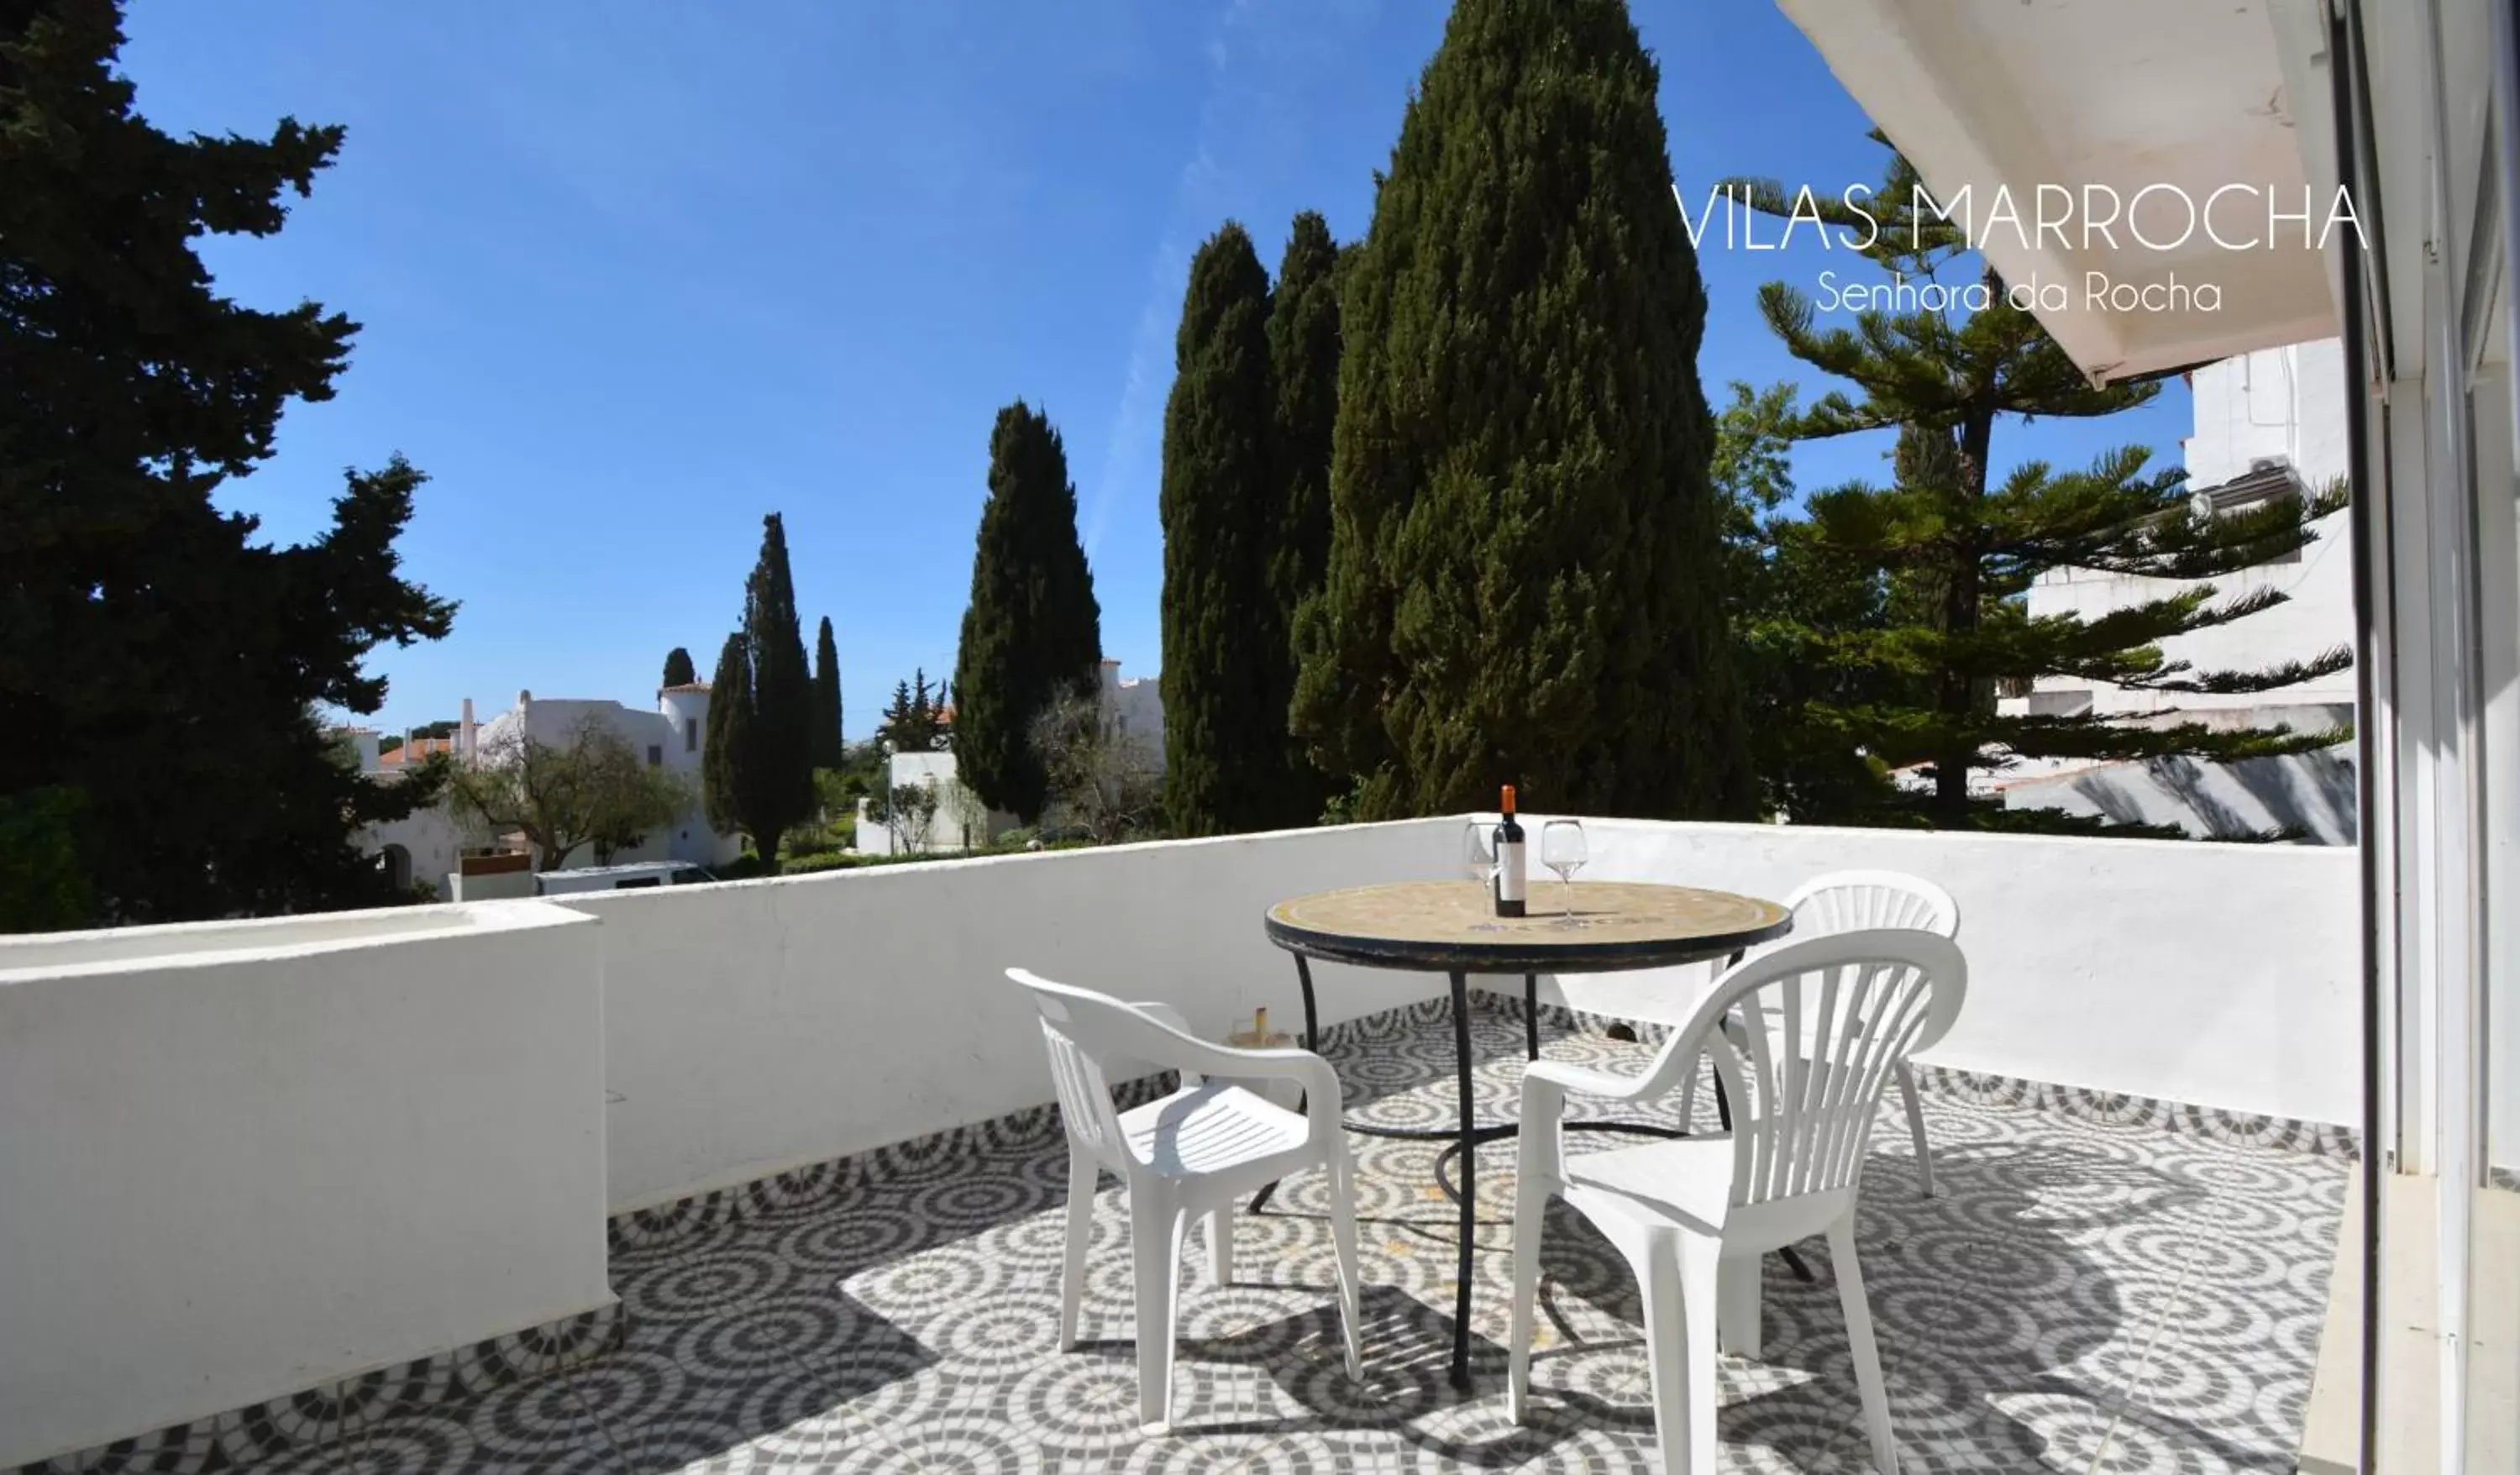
[1777,0,2344,381]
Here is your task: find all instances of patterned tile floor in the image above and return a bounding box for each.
[309,1002,2343,1473]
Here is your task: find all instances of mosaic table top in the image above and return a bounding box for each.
[1266,880,1793,974]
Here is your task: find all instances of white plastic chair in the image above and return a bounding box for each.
[1009,968,1364,1431]
[1505,931,1968,1475]
[1777,870,1960,1200]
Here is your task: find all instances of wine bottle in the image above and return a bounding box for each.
[1492,785,1527,918]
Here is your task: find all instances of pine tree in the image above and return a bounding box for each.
[703,515,815,868]
[811,617,844,769]
[1160,222,1281,836]
[0,2,456,926]
[1730,139,2349,830]
[1291,0,1750,821]
[1266,212,1344,825]
[662,647,696,688]
[953,402,1104,821]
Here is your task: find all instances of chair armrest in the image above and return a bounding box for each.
[1129,1000,1194,1037]
[1122,1013,1341,1105]
[1525,1057,1659,1102]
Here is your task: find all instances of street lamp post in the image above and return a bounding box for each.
[880,738,897,856]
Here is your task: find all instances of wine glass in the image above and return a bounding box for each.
[1541,820,1588,926]
[1462,821,1503,930]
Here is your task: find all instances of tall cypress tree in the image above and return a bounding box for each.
[0,1,456,926]
[701,633,752,837]
[1160,223,1281,836]
[811,616,844,769]
[704,515,814,868]
[953,402,1103,821]
[661,646,696,688]
[1730,140,2349,829]
[1267,212,1344,826]
[1291,0,1750,821]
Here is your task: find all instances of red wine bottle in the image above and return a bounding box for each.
[1493,785,1527,918]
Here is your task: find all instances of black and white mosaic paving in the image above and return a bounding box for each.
[62,1000,2350,1473]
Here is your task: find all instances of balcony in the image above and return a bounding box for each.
[0,818,2357,1473]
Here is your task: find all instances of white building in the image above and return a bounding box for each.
[353,683,743,893]
[1993,339,2358,840]
[1100,659,1167,767]
[853,749,1009,857]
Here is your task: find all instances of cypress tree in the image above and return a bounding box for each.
[703,515,815,869]
[661,647,696,688]
[701,633,751,838]
[953,402,1104,821]
[1290,0,1750,821]
[1160,223,1281,836]
[1730,140,2350,830]
[1267,212,1344,826]
[811,617,844,769]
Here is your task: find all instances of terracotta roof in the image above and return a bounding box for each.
[659,682,712,695]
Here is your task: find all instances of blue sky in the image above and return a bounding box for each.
[122,1,2191,740]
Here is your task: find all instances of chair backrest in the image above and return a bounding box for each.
[1654,930,1966,1206]
[1782,869,1959,940]
[1006,967,1181,1159]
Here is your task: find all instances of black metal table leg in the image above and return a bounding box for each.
[1523,972,1540,1061]
[1447,968,1476,1388]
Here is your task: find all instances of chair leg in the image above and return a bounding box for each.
[1504,1159,1551,1422]
[1828,1213,1898,1474]
[1059,1150,1097,1351]
[1326,1155,1365,1378]
[1205,1205,1232,1286]
[1130,1191,1184,1430]
[1716,1255,1761,1359]
[1897,1061,1934,1199]
[1640,1231,1722,1475]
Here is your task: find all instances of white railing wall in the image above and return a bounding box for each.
[570,820,1457,1213]
[0,818,2357,1467]
[0,903,610,1471]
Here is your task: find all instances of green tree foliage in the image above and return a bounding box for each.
[1729,138,2349,828]
[811,617,844,769]
[701,516,816,868]
[0,3,456,925]
[1266,212,1345,824]
[661,647,696,688]
[875,669,949,752]
[953,402,1103,821]
[446,715,692,870]
[1291,0,1750,821]
[702,633,753,837]
[1160,223,1282,836]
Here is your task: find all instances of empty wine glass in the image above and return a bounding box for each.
[1541,820,1588,926]
[1462,821,1503,930]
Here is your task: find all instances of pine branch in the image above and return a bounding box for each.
[2117,644,2355,694]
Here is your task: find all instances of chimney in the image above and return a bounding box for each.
[459,697,476,761]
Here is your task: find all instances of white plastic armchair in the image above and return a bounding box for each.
[1778,870,1959,1199]
[1506,931,1968,1475]
[1008,968,1363,1431]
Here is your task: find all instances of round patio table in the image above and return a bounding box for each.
[1262,879,1793,1388]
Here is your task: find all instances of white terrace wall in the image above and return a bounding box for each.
[571,817,2359,1215]
[1530,817,2359,1129]
[0,903,611,1471]
[571,819,1456,1212]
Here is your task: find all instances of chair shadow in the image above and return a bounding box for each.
[1511,1139,2309,1472]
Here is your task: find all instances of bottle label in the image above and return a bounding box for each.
[1497,840,1526,904]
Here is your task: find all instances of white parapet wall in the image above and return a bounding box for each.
[570,816,2359,1215]
[0,901,612,1471]
[1538,818,2360,1129]
[569,819,1459,1213]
